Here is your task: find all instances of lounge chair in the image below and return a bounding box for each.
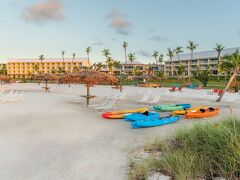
[94,98,117,113]
[0,91,23,103]
[137,94,150,103]
[144,95,160,105]
[169,86,176,92]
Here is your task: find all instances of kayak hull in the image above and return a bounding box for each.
[173,106,208,115]
[125,112,160,122]
[131,116,180,129]
[154,104,191,111]
[186,108,220,119]
[102,107,148,119]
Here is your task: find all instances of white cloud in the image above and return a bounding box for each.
[149,35,170,42]
[138,50,151,58]
[22,0,65,23]
[107,9,132,35]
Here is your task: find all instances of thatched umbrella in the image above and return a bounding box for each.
[60,71,119,106]
[0,75,11,84]
[32,74,60,92]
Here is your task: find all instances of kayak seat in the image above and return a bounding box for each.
[143,111,149,116]
[209,107,215,112]
[200,109,206,113]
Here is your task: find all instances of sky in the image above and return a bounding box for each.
[0,0,240,63]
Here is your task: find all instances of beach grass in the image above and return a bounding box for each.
[130,118,240,179]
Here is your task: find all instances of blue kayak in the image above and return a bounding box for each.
[131,116,180,129]
[125,112,160,122]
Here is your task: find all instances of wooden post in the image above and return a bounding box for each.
[45,80,48,93]
[86,83,90,106]
[120,69,123,92]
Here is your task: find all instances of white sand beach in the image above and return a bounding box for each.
[0,83,239,180]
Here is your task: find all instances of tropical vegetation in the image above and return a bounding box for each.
[129,118,240,180]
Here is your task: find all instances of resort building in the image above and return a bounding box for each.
[164,47,240,77]
[99,60,164,75]
[7,58,91,79]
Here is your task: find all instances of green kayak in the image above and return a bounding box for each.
[153,104,191,111]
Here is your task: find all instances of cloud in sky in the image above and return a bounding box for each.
[92,39,104,46]
[22,0,65,23]
[138,50,152,58]
[149,35,170,42]
[107,9,132,35]
[0,20,6,23]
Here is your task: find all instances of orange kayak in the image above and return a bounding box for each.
[186,107,220,119]
[102,107,148,119]
[172,106,208,115]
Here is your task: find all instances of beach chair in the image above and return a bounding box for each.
[177,86,183,92]
[169,86,176,92]
[0,91,23,103]
[94,98,117,113]
[213,89,219,93]
[137,94,150,103]
[88,93,122,108]
[218,90,224,96]
[88,98,112,108]
[144,95,160,105]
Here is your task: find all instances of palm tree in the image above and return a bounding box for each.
[178,64,186,82]
[214,43,225,80]
[167,48,180,80]
[152,51,159,64]
[95,62,104,71]
[102,49,111,60]
[113,60,122,70]
[105,57,116,74]
[146,63,153,75]
[157,54,164,64]
[72,53,76,63]
[61,51,65,62]
[86,46,92,67]
[132,67,142,77]
[174,47,184,64]
[217,50,240,102]
[0,65,7,75]
[128,53,136,64]
[187,41,198,81]
[123,41,128,63]
[39,55,44,73]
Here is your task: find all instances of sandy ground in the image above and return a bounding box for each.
[0,83,239,180]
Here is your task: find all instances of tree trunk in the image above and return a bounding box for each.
[88,54,90,68]
[45,80,48,93]
[120,68,123,92]
[86,83,90,106]
[171,59,181,81]
[217,54,220,81]
[216,72,237,102]
[188,52,192,82]
[124,49,127,63]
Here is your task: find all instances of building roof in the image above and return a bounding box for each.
[170,47,240,61]
[7,58,89,63]
[122,60,145,65]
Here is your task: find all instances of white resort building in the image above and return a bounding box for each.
[164,47,240,77]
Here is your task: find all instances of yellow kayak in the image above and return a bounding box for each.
[102,107,149,119]
[172,106,208,115]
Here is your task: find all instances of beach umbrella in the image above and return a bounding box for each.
[0,75,11,84]
[31,74,60,92]
[60,70,119,106]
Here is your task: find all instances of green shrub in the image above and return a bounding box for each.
[144,119,240,179]
[129,161,148,180]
